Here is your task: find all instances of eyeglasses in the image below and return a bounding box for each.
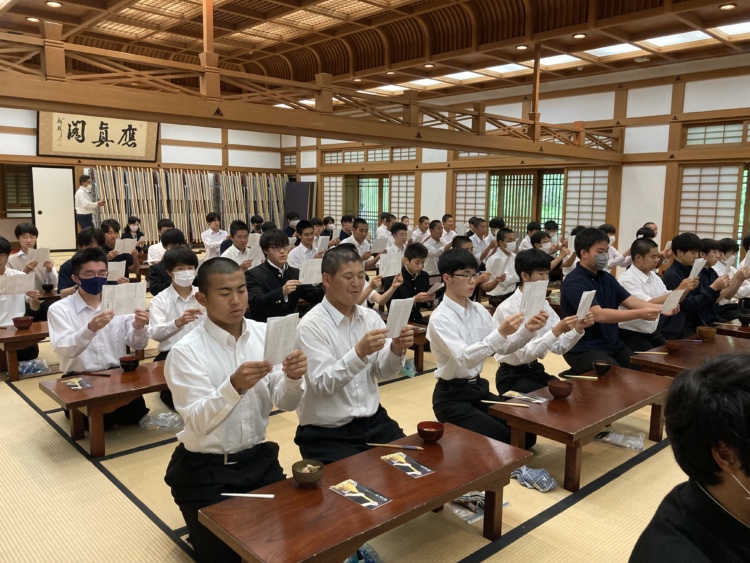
[450,272,481,280]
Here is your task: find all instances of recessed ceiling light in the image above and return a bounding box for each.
[516,45,528,50]
[386,71,395,75]
[353,78,362,82]
[720,3,737,9]
[573,33,587,39]
[26,17,39,22]
[423,63,434,68]
[46,1,62,7]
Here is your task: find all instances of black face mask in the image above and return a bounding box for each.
[76,276,107,295]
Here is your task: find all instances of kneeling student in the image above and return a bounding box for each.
[164,258,307,563]
[494,249,593,395]
[0,236,41,360]
[427,248,547,448]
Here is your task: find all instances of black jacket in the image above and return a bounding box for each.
[245,261,323,322]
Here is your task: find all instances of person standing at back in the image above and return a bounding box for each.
[74,175,104,230]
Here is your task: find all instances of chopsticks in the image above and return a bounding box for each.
[481,400,530,408]
[636,351,668,355]
[61,371,112,379]
[566,375,598,380]
[221,493,275,499]
[367,443,424,451]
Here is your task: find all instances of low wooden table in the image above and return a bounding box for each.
[38,289,62,303]
[39,361,166,457]
[199,424,531,562]
[715,323,750,339]
[0,321,49,382]
[410,324,427,372]
[631,334,750,376]
[489,367,671,492]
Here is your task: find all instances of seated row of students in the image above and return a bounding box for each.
[9,223,57,322]
[0,236,42,359]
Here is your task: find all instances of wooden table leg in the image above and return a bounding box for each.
[510,426,526,449]
[432,505,444,513]
[564,444,582,492]
[413,344,424,372]
[483,483,505,540]
[70,409,85,440]
[0,350,7,378]
[88,407,106,458]
[649,403,664,442]
[6,350,19,382]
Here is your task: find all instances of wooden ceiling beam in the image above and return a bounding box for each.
[674,12,742,52]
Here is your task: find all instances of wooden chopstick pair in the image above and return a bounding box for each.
[367,443,424,451]
[481,400,530,408]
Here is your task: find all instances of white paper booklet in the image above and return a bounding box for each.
[661,289,684,314]
[379,253,402,278]
[386,298,414,338]
[115,238,138,254]
[520,280,549,319]
[299,259,322,285]
[688,258,706,280]
[371,238,388,254]
[316,236,330,252]
[0,273,35,295]
[101,281,147,316]
[576,290,596,320]
[427,281,444,295]
[106,260,126,282]
[264,313,299,365]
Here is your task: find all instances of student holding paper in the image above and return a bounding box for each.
[201,212,228,260]
[618,238,696,352]
[9,223,56,321]
[381,243,433,325]
[560,228,665,374]
[120,216,146,252]
[220,220,254,271]
[48,247,150,430]
[340,218,380,270]
[411,216,430,244]
[441,214,458,244]
[294,246,414,464]
[101,219,139,275]
[661,233,731,339]
[696,238,749,325]
[288,220,325,269]
[427,248,547,447]
[469,218,496,265]
[598,223,632,273]
[485,228,519,307]
[423,219,452,277]
[376,212,396,244]
[58,228,105,296]
[245,229,323,323]
[530,230,571,270]
[714,238,750,320]
[0,236,41,360]
[164,257,307,563]
[148,229,190,297]
[387,222,409,256]
[494,249,593,394]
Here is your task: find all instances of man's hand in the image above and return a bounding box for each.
[107,250,119,261]
[414,291,432,303]
[390,326,414,355]
[132,308,149,329]
[43,260,55,272]
[23,260,38,274]
[710,274,730,292]
[240,259,252,271]
[662,304,680,316]
[25,290,41,300]
[369,275,383,290]
[230,360,273,392]
[355,328,388,359]
[314,251,325,259]
[88,311,114,332]
[638,308,660,321]
[560,247,571,258]
[282,280,301,296]
[498,312,524,337]
[551,315,578,337]
[282,349,307,380]
[391,273,404,288]
[575,312,595,333]
[678,277,700,292]
[476,272,491,285]
[496,274,507,283]
[733,266,750,282]
[117,277,130,284]
[361,251,372,261]
[176,308,203,328]
[525,311,549,332]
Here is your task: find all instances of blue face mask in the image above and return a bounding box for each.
[77,276,107,296]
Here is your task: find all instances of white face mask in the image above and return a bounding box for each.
[724,255,736,267]
[541,242,552,251]
[173,269,196,287]
[130,224,139,232]
[506,242,517,252]
[289,220,299,228]
[609,235,616,245]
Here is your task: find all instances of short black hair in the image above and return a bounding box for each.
[598,223,616,235]
[379,212,391,222]
[353,218,368,230]
[206,212,220,223]
[530,231,548,247]
[405,242,428,261]
[526,221,541,234]
[79,175,90,184]
[0,236,10,255]
[197,257,241,293]
[544,220,559,231]
[718,237,739,254]
[672,232,702,254]
[570,225,587,237]
[77,227,105,248]
[127,216,141,226]
[401,216,409,222]
[574,227,609,258]
[323,216,335,225]
[429,219,442,231]
[438,248,478,276]
[742,234,750,253]
[163,245,198,272]
[286,211,300,221]
[161,228,186,248]
[14,222,38,238]
[665,354,750,486]
[630,237,658,259]
[310,217,323,227]
[497,227,514,242]
[100,218,121,233]
[261,221,276,232]
[260,228,289,252]
[701,238,720,254]
[321,245,361,276]
[644,221,657,229]
[442,214,453,223]
[250,215,264,226]
[230,220,249,236]
[452,235,472,249]
[71,247,108,277]
[341,215,355,224]
[515,248,552,280]
[636,227,656,239]
[295,220,313,235]
[390,222,407,236]
[418,216,429,224]
[470,217,485,227]
[157,218,175,230]
[489,217,505,230]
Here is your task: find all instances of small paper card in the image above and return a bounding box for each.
[381,452,434,478]
[288,237,297,246]
[379,252,403,278]
[412,231,429,244]
[488,253,508,278]
[299,259,322,285]
[427,281,444,295]
[576,290,596,320]
[661,289,684,314]
[315,235,330,252]
[371,238,388,254]
[63,378,92,391]
[115,238,138,254]
[520,280,549,319]
[0,273,35,295]
[386,298,414,338]
[568,235,576,252]
[249,233,261,248]
[330,479,392,510]
[106,260,126,282]
[264,313,299,365]
[688,258,707,279]
[503,390,550,404]
[101,281,146,316]
[27,248,51,272]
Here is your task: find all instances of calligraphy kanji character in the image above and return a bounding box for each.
[92,121,114,148]
[118,124,138,148]
[67,120,86,143]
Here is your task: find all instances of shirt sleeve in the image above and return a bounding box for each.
[48,303,97,358]
[265,370,304,412]
[148,295,182,343]
[123,314,150,350]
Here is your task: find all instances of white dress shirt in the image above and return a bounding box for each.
[340,235,370,257]
[221,245,253,268]
[287,243,317,269]
[411,228,429,244]
[295,298,404,427]
[201,228,228,260]
[713,262,750,304]
[147,242,166,265]
[470,233,490,264]
[74,186,98,215]
[423,237,446,276]
[606,245,632,273]
[518,235,533,252]
[485,251,518,297]
[617,266,667,334]
[441,229,457,244]
[426,295,535,380]
[166,317,304,454]
[376,225,394,245]
[493,288,583,365]
[562,256,579,279]
[8,250,58,290]
[0,267,30,326]
[48,291,149,372]
[148,285,204,353]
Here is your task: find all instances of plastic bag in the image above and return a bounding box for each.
[400,359,416,378]
[342,544,384,563]
[139,411,184,432]
[18,359,49,376]
[595,431,644,451]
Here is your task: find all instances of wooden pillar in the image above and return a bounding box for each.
[528,44,542,141]
[41,21,66,82]
[315,73,333,114]
[200,0,220,101]
[403,91,420,126]
[203,0,214,54]
[472,102,486,135]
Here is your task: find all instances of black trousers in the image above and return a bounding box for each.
[432,376,536,449]
[718,302,750,323]
[64,396,148,431]
[165,442,285,563]
[495,361,555,396]
[618,328,666,353]
[563,344,640,375]
[154,350,174,409]
[17,343,39,362]
[75,213,94,230]
[295,405,405,464]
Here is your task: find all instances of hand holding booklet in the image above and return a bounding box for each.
[576,290,596,320]
[520,280,549,319]
[661,289,684,314]
[101,281,146,315]
[386,298,413,338]
[263,313,299,365]
[370,238,388,254]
